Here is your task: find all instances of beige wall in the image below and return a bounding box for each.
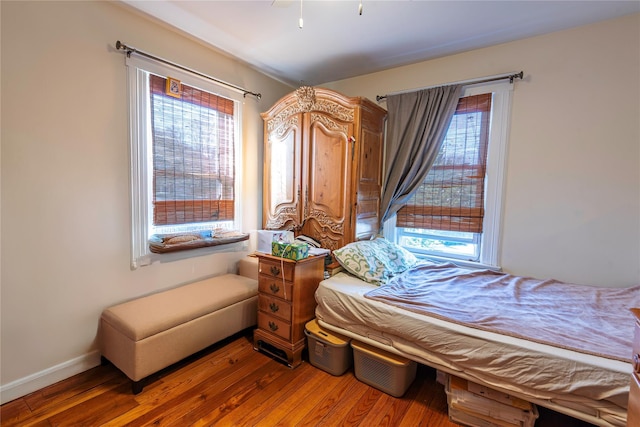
[0,1,291,401]
[326,13,640,288]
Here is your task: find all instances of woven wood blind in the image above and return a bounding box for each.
[396,93,491,233]
[149,74,235,226]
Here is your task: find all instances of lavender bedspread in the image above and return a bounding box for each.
[364,263,640,362]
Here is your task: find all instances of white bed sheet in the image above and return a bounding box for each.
[315,272,631,426]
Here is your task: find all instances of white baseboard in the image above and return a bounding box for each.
[0,350,101,405]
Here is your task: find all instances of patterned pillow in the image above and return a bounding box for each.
[370,237,418,274]
[333,238,417,285]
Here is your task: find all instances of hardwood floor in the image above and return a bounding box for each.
[1,331,596,426]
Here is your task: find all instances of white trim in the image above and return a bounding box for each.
[463,81,513,267]
[382,214,397,241]
[128,66,149,269]
[0,351,101,405]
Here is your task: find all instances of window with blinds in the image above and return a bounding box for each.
[126,51,244,268]
[149,75,236,228]
[395,93,493,262]
[396,93,491,232]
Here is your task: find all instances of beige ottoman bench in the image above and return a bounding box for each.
[99,273,258,393]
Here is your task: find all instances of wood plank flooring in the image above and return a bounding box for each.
[1,331,596,426]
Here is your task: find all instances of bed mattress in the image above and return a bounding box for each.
[315,271,631,426]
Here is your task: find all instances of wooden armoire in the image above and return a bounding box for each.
[261,87,387,250]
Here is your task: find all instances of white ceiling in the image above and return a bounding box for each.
[123,0,640,87]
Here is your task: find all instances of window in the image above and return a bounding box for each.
[149,74,236,230]
[389,81,512,268]
[126,55,244,268]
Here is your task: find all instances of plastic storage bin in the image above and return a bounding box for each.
[351,340,417,397]
[304,319,352,376]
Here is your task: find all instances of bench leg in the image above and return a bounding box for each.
[132,380,144,395]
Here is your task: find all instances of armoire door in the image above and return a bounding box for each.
[301,111,355,250]
[263,111,303,230]
[353,103,385,240]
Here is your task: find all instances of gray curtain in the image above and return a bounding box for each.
[380,84,463,225]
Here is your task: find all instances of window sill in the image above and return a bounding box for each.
[137,239,249,268]
[148,232,249,254]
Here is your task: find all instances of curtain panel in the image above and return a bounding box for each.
[380,84,463,225]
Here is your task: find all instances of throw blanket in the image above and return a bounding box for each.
[365,263,640,362]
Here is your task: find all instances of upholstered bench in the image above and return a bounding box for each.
[99,272,258,393]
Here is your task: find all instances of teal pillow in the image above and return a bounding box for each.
[370,237,418,274]
[333,238,417,285]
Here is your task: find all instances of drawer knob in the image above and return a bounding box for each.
[269,302,279,313]
[270,266,281,276]
[269,283,280,294]
[269,321,279,332]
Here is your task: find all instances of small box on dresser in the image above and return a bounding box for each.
[271,241,309,260]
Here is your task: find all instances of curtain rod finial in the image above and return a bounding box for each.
[510,71,524,83]
[244,92,262,100]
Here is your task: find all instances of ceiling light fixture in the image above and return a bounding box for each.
[299,0,303,29]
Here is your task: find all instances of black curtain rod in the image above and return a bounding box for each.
[115,40,262,100]
[376,71,524,102]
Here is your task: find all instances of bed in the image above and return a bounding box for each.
[314,238,640,427]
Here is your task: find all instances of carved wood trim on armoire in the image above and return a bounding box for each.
[261,87,387,251]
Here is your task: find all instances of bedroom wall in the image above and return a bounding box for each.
[0,1,291,402]
[325,13,640,289]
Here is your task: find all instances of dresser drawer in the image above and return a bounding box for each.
[259,259,295,281]
[259,276,294,301]
[258,312,291,341]
[259,294,292,321]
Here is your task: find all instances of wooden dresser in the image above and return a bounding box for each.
[629,308,640,425]
[253,253,325,367]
